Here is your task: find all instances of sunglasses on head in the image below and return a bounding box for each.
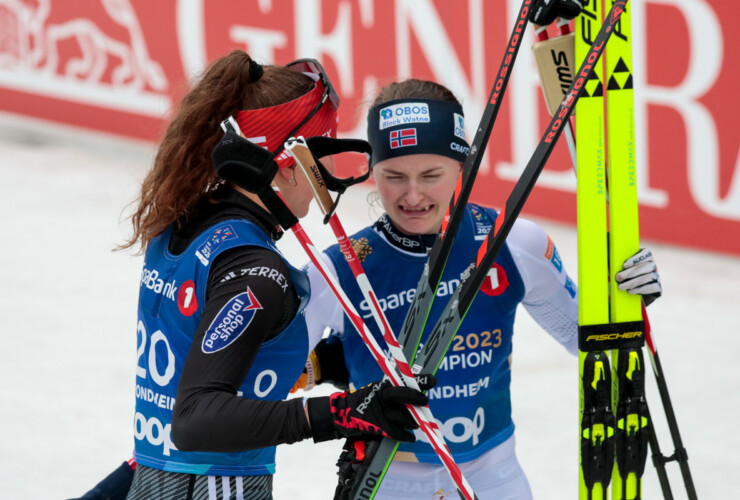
[287,58,340,110]
[271,58,340,157]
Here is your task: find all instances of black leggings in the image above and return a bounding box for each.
[126,465,273,500]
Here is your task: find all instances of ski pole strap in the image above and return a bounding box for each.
[213,117,300,231]
[304,136,372,193]
[257,187,299,231]
[289,136,372,223]
[212,127,279,195]
[578,320,645,351]
[654,446,690,466]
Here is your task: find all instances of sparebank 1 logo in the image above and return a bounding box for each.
[177,279,198,316]
[480,263,509,296]
[202,288,263,353]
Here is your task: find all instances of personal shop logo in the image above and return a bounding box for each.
[202,288,263,353]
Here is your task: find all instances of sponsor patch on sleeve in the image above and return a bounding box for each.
[544,235,563,272]
[202,288,262,353]
[236,266,290,292]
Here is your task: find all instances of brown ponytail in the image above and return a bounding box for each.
[120,50,314,253]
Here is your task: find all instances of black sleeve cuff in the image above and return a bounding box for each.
[306,396,337,443]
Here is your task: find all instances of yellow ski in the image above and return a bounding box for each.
[577,1,648,499]
[576,1,614,498]
[603,2,649,499]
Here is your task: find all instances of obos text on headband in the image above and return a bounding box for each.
[366,98,470,167]
[235,59,340,169]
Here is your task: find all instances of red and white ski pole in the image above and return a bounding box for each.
[284,137,478,500]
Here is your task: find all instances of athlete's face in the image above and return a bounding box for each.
[373,154,461,236]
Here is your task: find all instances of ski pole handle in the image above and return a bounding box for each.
[285,138,335,211]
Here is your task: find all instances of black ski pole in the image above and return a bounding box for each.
[643,303,698,499]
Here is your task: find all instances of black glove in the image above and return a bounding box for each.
[307,375,436,443]
[529,0,587,26]
[615,248,662,306]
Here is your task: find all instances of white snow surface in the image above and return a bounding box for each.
[0,119,737,499]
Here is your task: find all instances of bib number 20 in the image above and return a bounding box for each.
[137,320,176,387]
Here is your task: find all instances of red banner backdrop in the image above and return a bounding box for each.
[0,0,737,255]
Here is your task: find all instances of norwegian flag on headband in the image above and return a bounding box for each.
[235,80,338,169]
[390,128,417,149]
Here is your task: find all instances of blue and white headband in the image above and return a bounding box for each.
[366,98,470,167]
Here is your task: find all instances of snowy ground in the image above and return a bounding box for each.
[0,117,737,499]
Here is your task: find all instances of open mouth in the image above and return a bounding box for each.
[399,204,434,217]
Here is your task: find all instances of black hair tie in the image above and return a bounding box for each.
[248,61,263,82]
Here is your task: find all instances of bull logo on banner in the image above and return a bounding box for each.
[0,0,169,115]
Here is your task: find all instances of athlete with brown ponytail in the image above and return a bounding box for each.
[74,50,431,500]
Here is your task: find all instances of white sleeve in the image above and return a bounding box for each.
[507,218,579,355]
[304,254,346,352]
